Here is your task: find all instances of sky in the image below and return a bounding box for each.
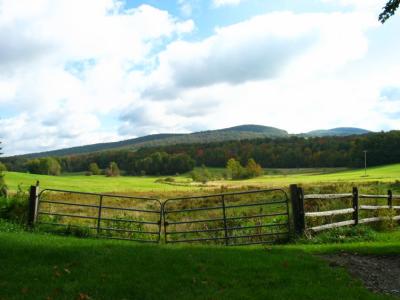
[0,0,400,156]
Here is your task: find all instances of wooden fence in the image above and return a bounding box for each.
[290,184,400,235]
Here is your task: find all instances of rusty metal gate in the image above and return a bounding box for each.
[162,189,290,246]
[36,189,162,243]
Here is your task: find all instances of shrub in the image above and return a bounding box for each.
[0,186,29,224]
[226,158,247,179]
[0,219,24,233]
[300,225,377,244]
[191,165,213,183]
[105,162,120,177]
[0,162,7,173]
[26,157,61,176]
[37,223,91,238]
[0,174,7,198]
[376,208,398,231]
[88,162,101,175]
[245,158,263,178]
[226,158,263,179]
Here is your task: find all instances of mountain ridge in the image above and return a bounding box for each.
[10,125,370,159]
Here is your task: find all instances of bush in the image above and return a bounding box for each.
[299,225,377,244]
[0,174,7,198]
[105,162,120,177]
[0,162,7,172]
[245,158,263,178]
[25,157,61,176]
[37,223,91,238]
[0,219,24,233]
[88,162,101,175]
[191,165,213,184]
[226,158,247,179]
[376,208,398,231]
[0,186,29,224]
[164,177,175,183]
[226,158,263,180]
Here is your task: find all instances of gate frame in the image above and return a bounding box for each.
[162,188,291,246]
[34,187,163,243]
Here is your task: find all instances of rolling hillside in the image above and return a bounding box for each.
[15,124,289,158]
[305,127,370,137]
[11,124,371,159]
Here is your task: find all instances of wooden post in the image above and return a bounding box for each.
[96,195,104,235]
[352,187,359,226]
[298,187,305,233]
[221,195,229,246]
[290,184,305,236]
[28,185,39,227]
[388,190,393,209]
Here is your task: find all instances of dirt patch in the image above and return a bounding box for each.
[321,253,400,297]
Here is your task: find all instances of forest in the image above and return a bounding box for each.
[1,131,399,175]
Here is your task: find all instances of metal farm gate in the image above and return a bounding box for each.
[29,186,291,246]
[35,189,162,243]
[162,189,290,246]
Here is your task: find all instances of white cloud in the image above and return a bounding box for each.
[142,11,377,100]
[212,0,243,8]
[321,0,387,11]
[0,0,399,156]
[0,0,194,155]
[178,0,193,16]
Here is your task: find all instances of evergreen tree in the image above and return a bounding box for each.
[380,0,400,23]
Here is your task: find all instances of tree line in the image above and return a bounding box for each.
[1,131,400,175]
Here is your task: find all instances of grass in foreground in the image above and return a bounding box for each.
[0,227,399,300]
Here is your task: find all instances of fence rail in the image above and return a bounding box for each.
[290,184,400,234]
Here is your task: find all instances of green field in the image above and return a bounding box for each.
[2,172,198,194]
[232,164,400,186]
[1,226,399,300]
[3,163,400,194]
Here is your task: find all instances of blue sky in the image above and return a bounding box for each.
[0,0,399,155]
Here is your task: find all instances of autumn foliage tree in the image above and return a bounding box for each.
[226,158,263,180]
[245,158,263,178]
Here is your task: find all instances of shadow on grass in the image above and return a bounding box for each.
[0,232,394,300]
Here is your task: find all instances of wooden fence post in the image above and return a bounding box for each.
[28,185,39,227]
[290,184,305,236]
[388,190,393,209]
[352,187,359,226]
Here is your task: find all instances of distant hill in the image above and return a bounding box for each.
[13,124,371,159]
[17,125,289,159]
[304,127,371,137]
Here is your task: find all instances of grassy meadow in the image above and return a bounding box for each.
[3,163,400,195]
[1,165,400,299]
[1,226,399,300]
[2,171,197,194]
